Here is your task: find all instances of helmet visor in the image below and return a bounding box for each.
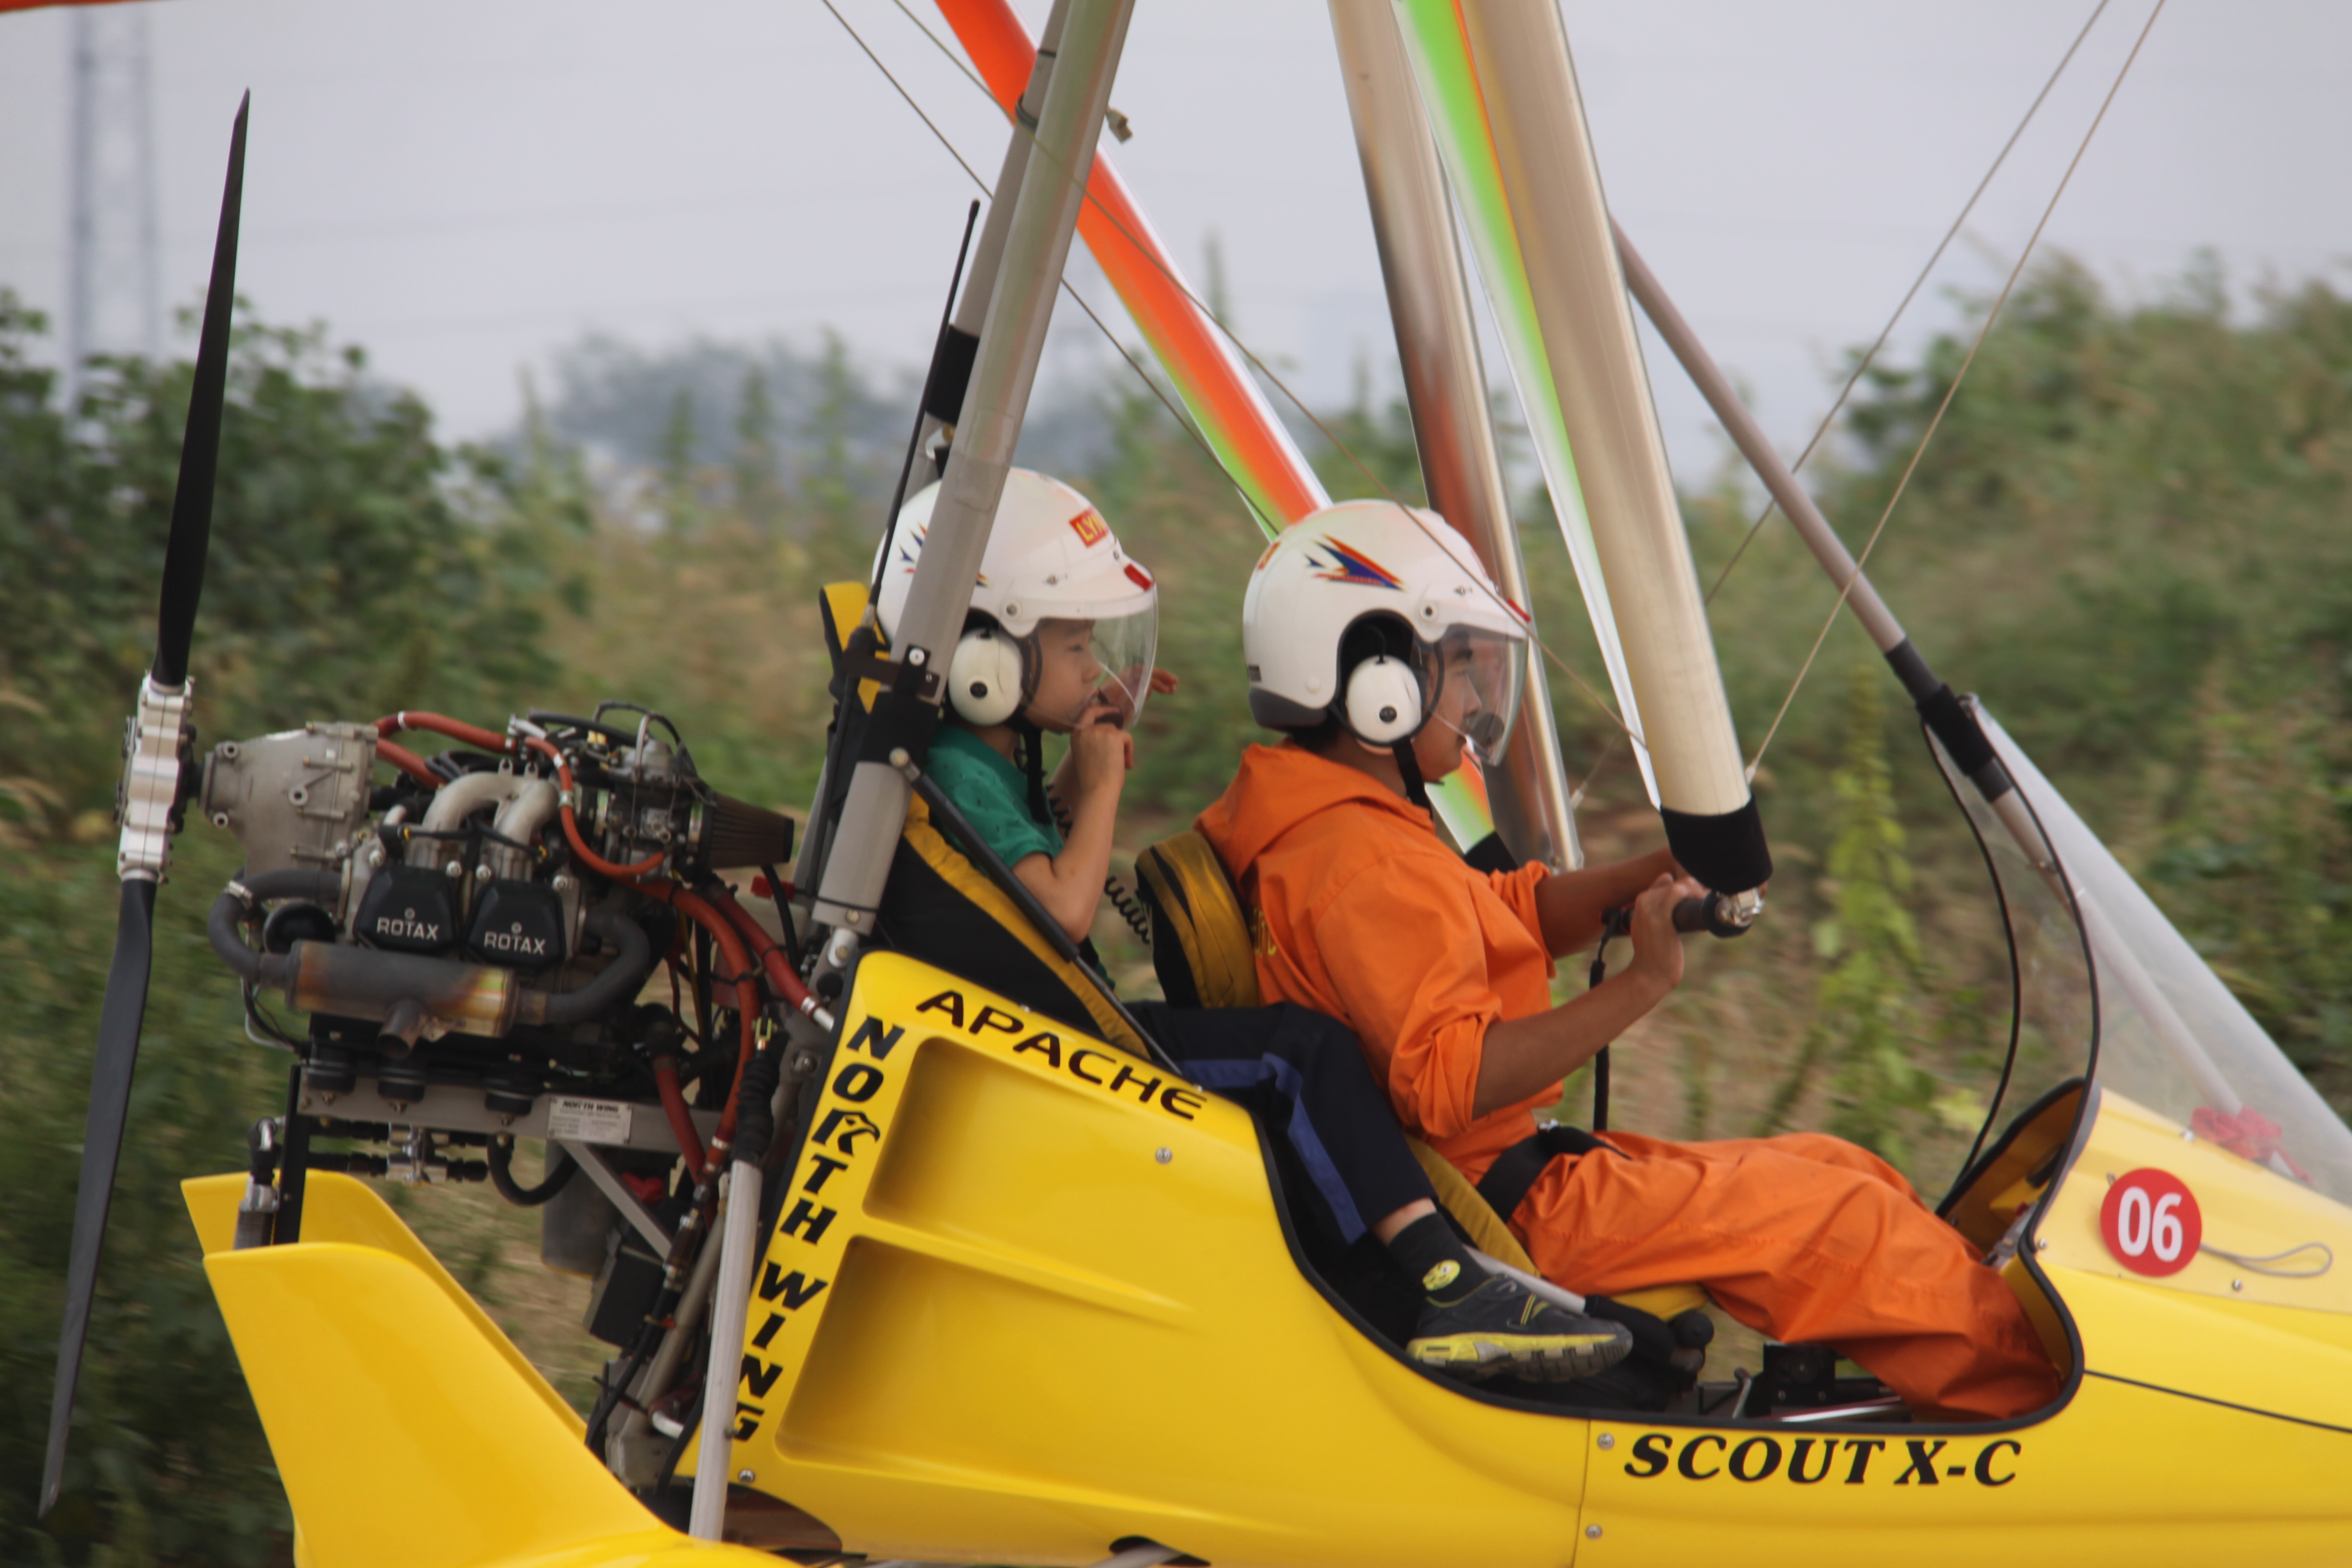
[1025,606,1160,730]
[1427,626,1525,770]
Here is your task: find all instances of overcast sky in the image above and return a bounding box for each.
[3,0,2348,480]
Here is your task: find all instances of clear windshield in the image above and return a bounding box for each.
[1958,704,2352,1205]
[1026,609,1159,732]
[1428,627,1526,770]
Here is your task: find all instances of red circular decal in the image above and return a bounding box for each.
[2098,1168,2202,1276]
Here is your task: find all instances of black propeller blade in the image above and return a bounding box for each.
[42,92,248,1521]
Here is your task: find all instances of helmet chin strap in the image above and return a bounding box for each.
[1390,737,1432,813]
[1013,715,1053,828]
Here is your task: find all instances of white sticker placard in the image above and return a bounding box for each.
[546,1096,634,1144]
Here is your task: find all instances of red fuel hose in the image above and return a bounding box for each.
[706,884,830,1030]
[652,1056,708,1181]
[374,739,440,789]
[632,881,760,1145]
[519,735,668,882]
[375,711,512,755]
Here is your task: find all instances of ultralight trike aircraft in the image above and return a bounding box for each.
[31,0,2352,1564]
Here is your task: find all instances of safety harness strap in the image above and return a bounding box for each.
[1474,1123,1609,1224]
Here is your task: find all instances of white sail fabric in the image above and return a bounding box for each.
[1385,0,1657,805]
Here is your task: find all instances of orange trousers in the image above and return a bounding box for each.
[1510,1130,2059,1422]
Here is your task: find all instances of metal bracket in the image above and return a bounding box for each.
[558,1139,673,1254]
[297,1075,717,1155]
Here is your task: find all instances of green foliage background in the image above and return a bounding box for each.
[3,255,2351,1562]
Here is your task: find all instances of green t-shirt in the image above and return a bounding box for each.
[926,725,1063,871]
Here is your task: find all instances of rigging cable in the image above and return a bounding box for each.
[815,0,1274,529]
[1700,0,2115,609]
[1572,0,2116,800]
[1741,0,2169,780]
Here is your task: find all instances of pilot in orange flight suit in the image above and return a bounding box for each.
[1200,502,2059,1423]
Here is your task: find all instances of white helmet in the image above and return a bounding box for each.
[876,469,1159,729]
[1243,500,1528,767]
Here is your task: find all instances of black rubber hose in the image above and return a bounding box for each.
[730,1045,782,1169]
[537,908,654,1025]
[209,868,342,982]
[486,1137,576,1206]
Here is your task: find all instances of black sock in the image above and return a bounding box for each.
[1385,1210,1480,1302]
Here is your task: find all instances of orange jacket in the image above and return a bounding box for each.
[1195,742,1557,1181]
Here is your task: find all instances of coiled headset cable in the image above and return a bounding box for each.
[1045,782,1153,946]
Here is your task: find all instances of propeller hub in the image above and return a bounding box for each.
[116,672,194,884]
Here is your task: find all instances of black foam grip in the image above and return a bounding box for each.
[1883,638,1941,705]
[922,326,980,426]
[1660,797,1773,893]
[1460,832,1519,875]
[1915,683,1996,778]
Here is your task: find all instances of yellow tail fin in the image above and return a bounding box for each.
[187,1173,766,1568]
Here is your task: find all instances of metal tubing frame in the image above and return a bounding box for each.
[807,0,1137,947]
[1328,0,1582,872]
[888,0,1135,678]
[719,5,1134,1533]
[689,1162,766,1539]
[949,0,1073,346]
[1384,0,1653,803]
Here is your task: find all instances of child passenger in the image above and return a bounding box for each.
[871,469,1634,1384]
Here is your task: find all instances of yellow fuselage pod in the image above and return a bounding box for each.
[714,954,2352,1568]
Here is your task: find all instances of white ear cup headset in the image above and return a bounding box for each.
[1341,648,1425,747]
[946,622,1030,727]
[1242,499,1528,771]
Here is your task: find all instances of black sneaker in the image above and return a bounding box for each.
[1406,1273,1634,1382]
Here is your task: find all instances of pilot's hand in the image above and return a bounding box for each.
[1069,710,1134,795]
[1627,872,1705,993]
[1149,668,1180,696]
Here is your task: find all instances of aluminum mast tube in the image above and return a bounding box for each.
[807,0,1136,950]
[1446,0,1766,898]
[1329,0,1580,873]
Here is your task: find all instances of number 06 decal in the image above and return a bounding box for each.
[2099,1168,2201,1276]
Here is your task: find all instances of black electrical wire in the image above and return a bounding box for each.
[760,862,805,972]
[872,198,983,608]
[486,1136,577,1206]
[652,1381,705,1493]
[1584,907,1636,1134]
[1923,721,2028,1194]
[1043,782,1152,946]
